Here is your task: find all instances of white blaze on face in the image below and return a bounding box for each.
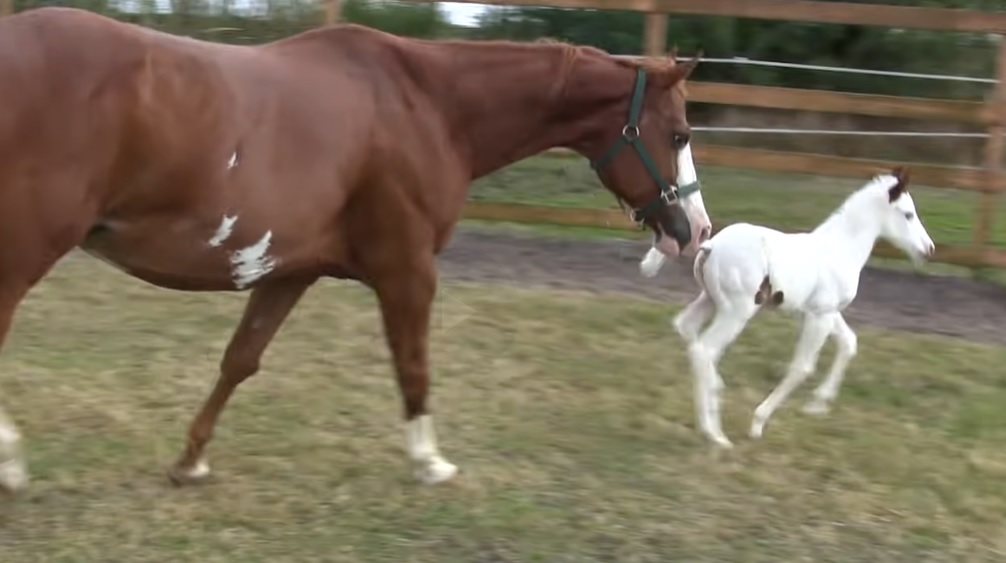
[676,142,711,234]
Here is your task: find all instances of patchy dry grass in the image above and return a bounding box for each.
[1,252,1006,562]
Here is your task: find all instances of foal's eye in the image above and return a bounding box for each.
[904,212,915,221]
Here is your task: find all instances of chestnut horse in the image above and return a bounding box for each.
[0,7,711,493]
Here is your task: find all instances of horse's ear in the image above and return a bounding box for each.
[655,50,701,90]
[668,45,679,62]
[889,166,911,202]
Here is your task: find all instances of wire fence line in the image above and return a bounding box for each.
[692,127,990,138]
[615,55,998,84]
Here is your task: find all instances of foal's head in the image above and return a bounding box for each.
[571,50,711,257]
[869,167,936,264]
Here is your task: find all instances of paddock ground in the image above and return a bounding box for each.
[1,228,1005,562]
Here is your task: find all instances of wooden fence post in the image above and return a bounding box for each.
[974,38,1006,271]
[324,0,342,25]
[643,13,667,58]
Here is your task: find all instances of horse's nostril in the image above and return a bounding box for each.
[699,226,712,242]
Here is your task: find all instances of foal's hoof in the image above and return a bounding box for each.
[168,458,212,487]
[802,400,831,416]
[413,456,459,485]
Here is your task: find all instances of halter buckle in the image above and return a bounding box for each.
[621,125,640,140]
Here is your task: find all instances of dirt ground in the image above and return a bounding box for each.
[439,226,1006,346]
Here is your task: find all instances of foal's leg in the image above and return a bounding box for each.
[750,312,832,439]
[169,278,313,485]
[803,313,857,415]
[673,290,714,343]
[688,302,755,448]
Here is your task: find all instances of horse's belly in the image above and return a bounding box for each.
[79,215,303,292]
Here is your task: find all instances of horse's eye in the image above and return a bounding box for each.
[904,212,915,221]
[671,133,690,149]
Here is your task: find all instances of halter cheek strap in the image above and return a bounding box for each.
[589,68,701,225]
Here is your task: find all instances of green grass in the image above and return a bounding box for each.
[1,253,1006,561]
[470,155,1006,248]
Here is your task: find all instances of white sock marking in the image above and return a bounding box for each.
[405,415,458,485]
[0,409,27,491]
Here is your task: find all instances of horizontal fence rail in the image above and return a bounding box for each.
[463,201,1006,269]
[425,0,1006,272]
[414,0,1006,34]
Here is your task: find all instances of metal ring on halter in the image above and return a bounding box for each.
[660,187,678,205]
[621,125,640,139]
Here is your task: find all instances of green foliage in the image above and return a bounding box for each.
[341,0,449,39]
[473,1,1001,99]
[10,0,1000,98]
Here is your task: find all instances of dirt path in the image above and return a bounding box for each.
[438,226,1006,346]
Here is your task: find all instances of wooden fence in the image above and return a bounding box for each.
[0,1,1003,269]
[324,0,1006,270]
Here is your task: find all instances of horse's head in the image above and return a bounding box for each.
[580,51,711,258]
[875,166,935,265]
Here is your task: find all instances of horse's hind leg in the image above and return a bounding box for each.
[169,277,313,485]
[803,313,857,415]
[0,283,53,494]
[750,312,832,439]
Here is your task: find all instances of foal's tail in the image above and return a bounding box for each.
[760,236,786,306]
[692,241,713,292]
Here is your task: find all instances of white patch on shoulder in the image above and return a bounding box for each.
[208,215,238,247]
[229,231,278,289]
[227,151,238,169]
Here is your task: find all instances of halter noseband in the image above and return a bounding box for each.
[589,68,701,226]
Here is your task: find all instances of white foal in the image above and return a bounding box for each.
[652,167,935,447]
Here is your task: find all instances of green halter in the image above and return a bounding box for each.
[590,69,701,226]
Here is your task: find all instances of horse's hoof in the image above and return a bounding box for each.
[0,458,28,496]
[167,458,211,487]
[413,457,458,485]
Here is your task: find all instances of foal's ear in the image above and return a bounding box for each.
[888,166,911,203]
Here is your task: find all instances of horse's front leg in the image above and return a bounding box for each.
[371,253,457,485]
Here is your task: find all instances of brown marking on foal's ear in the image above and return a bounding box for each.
[888,165,911,203]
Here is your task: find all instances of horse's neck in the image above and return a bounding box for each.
[810,198,881,275]
[415,40,631,177]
